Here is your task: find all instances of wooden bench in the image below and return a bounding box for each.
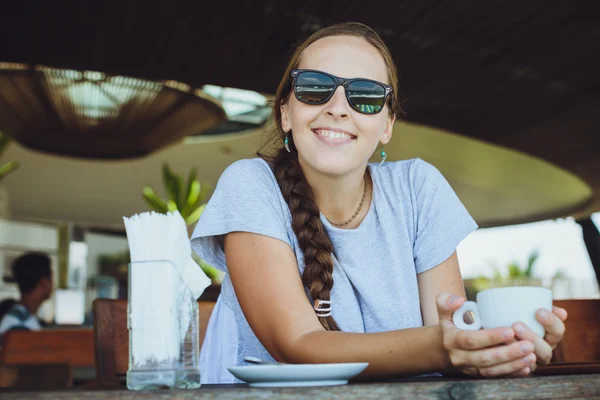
[552,299,600,363]
[0,329,95,367]
[0,363,72,389]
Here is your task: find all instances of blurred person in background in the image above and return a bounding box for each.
[0,252,53,337]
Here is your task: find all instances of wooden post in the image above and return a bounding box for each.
[577,218,600,286]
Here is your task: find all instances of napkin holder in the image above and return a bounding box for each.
[126,259,201,390]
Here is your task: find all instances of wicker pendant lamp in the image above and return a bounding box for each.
[0,62,227,159]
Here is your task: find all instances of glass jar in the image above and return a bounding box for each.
[126,260,200,390]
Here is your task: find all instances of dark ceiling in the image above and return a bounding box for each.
[1,0,599,217]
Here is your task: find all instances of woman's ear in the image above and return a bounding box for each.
[381,113,396,145]
[281,102,291,133]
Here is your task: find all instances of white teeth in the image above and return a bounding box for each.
[316,130,354,139]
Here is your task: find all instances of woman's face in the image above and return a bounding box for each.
[281,35,395,177]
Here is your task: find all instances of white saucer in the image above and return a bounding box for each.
[228,362,369,387]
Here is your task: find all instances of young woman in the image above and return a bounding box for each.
[191,22,567,384]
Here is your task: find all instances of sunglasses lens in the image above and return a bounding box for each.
[295,71,335,104]
[347,80,386,114]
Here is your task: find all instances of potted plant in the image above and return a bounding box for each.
[0,134,18,182]
[142,163,223,288]
[0,133,19,218]
[464,250,544,300]
[498,249,543,287]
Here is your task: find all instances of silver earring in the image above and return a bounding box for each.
[379,144,387,166]
[284,132,291,153]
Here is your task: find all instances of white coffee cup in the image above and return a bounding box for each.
[452,286,553,337]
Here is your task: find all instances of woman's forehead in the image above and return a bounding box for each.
[298,36,390,84]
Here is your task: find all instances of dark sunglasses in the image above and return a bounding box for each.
[290,69,394,115]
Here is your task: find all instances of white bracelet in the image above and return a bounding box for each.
[313,299,332,317]
[315,311,332,317]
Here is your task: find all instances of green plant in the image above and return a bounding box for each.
[466,250,541,298]
[193,254,222,283]
[0,133,18,181]
[465,250,571,300]
[551,268,569,280]
[504,249,539,279]
[142,163,222,283]
[142,163,211,226]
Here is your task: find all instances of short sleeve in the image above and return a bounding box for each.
[190,159,291,272]
[410,159,478,274]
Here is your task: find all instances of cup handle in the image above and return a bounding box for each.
[452,301,482,331]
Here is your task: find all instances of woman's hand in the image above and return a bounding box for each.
[511,306,568,371]
[436,293,537,378]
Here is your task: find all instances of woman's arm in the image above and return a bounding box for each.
[417,251,467,326]
[225,231,453,379]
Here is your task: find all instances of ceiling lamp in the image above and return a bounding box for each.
[0,62,227,159]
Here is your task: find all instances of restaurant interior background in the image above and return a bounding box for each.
[0,1,599,330]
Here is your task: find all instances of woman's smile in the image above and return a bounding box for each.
[312,127,357,147]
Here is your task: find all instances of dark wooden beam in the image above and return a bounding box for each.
[577,218,600,285]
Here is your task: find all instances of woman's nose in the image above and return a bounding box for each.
[323,86,350,119]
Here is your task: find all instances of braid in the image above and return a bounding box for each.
[262,135,340,331]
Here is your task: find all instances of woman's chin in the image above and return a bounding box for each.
[305,155,360,177]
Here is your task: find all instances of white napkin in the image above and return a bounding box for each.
[122,211,211,366]
[123,211,211,299]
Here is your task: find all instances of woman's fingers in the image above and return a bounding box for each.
[505,367,532,378]
[536,308,567,349]
[513,320,554,365]
[552,306,568,322]
[477,353,537,377]
[511,308,566,365]
[453,327,515,350]
[459,340,534,368]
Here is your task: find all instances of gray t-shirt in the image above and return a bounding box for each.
[191,157,478,383]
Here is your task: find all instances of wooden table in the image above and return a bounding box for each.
[2,373,600,399]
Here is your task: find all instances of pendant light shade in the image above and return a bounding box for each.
[0,63,227,159]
